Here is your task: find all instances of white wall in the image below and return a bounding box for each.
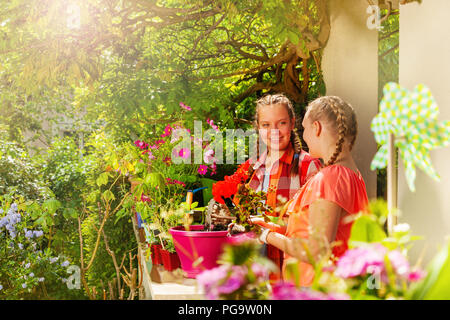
[398,0,450,263]
[322,0,379,199]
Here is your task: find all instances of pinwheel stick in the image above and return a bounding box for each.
[387,132,398,235]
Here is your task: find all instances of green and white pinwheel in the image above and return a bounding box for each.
[371,82,450,192]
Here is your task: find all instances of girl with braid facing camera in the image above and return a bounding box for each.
[251,96,369,287]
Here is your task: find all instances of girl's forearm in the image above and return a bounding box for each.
[266,231,312,264]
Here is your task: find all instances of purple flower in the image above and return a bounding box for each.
[25,230,33,239]
[38,277,45,282]
[198,165,208,175]
[61,260,70,267]
[33,230,44,238]
[22,283,27,289]
[179,102,192,111]
[0,284,3,290]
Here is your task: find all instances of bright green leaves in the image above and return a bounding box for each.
[349,215,387,247]
[96,172,110,187]
[102,190,116,202]
[408,241,450,300]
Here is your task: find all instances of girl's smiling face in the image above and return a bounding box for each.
[257,103,295,153]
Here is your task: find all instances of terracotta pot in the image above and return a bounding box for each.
[150,243,163,265]
[160,249,181,272]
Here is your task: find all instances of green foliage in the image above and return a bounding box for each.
[0,194,84,299]
[0,133,52,200]
[408,240,450,300]
[0,0,328,142]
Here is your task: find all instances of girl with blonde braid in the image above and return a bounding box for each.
[215,94,321,280]
[251,96,369,287]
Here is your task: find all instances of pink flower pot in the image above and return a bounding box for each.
[169,225,229,278]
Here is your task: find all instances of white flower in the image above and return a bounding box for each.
[393,223,410,233]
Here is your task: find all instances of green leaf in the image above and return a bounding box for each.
[408,241,450,300]
[96,172,110,187]
[63,207,78,219]
[102,190,116,202]
[348,215,387,247]
[287,30,300,45]
[43,199,62,215]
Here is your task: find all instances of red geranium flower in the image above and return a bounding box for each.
[212,162,251,204]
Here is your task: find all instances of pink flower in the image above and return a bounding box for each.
[148,151,155,160]
[209,162,217,176]
[161,124,172,138]
[166,178,186,187]
[408,269,426,282]
[140,194,151,203]
[388,250,410,277]
[203,148,216,164]
[196,265,248,299]
[179,102,192,111]
[198,164,208,175]
[271,282,349,300]
[228,232,257,245]
[335,244,386,279]
[251,263,269,280]
[163,157,172,165]
[178,148,191,159]
[206,118,219,132]
[134,140,148,150]
[218,265,247,295]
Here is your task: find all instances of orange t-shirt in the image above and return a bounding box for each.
[282,164,369,286]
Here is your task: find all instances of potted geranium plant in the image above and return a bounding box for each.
[169,162,275,278]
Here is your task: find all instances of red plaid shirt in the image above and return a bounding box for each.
[246,144,321,215]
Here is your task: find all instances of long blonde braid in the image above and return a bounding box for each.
[306,96,357,167]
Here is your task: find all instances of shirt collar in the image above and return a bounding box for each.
[251,143,295,170]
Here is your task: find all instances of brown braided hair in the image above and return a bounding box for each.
[306,96,357,167]
[253,93,302,176]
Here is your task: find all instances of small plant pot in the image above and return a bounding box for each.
[160,249,181,272]
[150,243,163,265]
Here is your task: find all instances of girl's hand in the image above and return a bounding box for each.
[248,215,287,234]
[248,215,265,226]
